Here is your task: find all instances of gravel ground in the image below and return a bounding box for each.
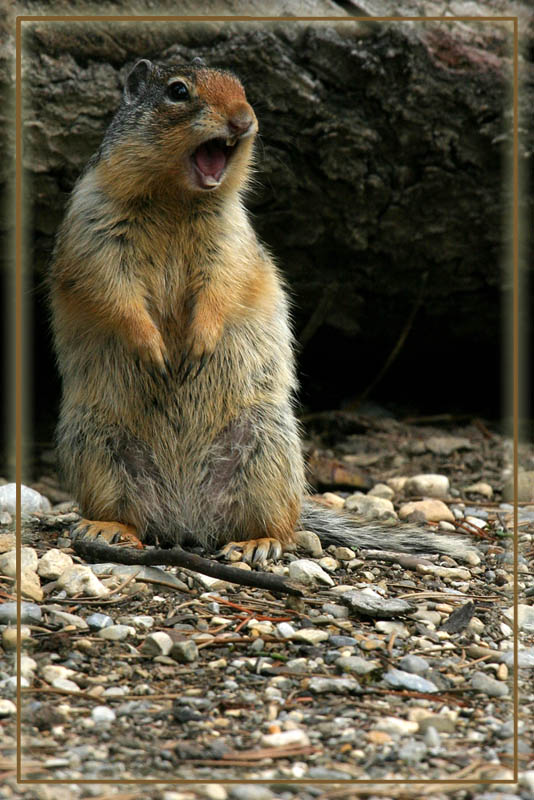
[1,416,533,798]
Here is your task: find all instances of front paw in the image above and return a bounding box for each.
[176,336,215,384]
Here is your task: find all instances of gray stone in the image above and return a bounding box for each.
[86,612,114,631]
[170,640,199,663]
[338,590,415,618]
[140,631,173,656]
[399,655,429,675]
[398,741,427,763]
[0,483,52,514]
[308,677,361,694]
[295,530,323,557]
[288,559,334,587]
[97,624,136,642]
[336,655,380,676]
[91,706,116,724]
[0,547,38,577]
[471,671,509,697]
[384,668,439,693]
[0,601,42,625]
[57,565,108,597]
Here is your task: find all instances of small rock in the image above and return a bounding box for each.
[117,614,155,630]
[398,741,427,763]
[51,678,80,692]
[503,470,534,502]
[404,474,450,498]
[0,512,12,525]
[141,631,174,656]
[288,559,334,586]
[329,634,357,647]
[261,729,310,748]
[322,602,349,619]
[345,493,396,521]
[170,640,199,663]
[317,556,339,572]
[399,499,454,523]
[418,715,457,734]
[290,628,329,645]
[384,668,439,693]
[0,700,17,717]
[399,655,429,675]
[333,546,356,561]
[86,612,114,631]
[0,601,41,625]
[19,655,37,680]
[42,665,76,684]
[0,547,38,577]
[275,622,296,639]
[295,530,323,557]
[338,590,415,618]
[97,624,135,641]
[229,787,275,800]
[308,677,361,694]
[506,604,534,633]
[374,621,409,637]
[91,706,116,724]
[0,483,51,514]
[367,730,393,744]
[0,532,15,551]
[320,492,345,509]
[471,671,509,697]
[416,563,471,580]
[56,565,108,598]
[368,482,395,500]
[376,716,419,735]
[37,549,74,579]
[425,437,471,456]
[336,656,380,676]
[46,609,89,630]
[387,477,408,493]
[464,481,493,498]
[19,568,43,602]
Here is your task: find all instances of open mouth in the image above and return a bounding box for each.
[191,135,239,189]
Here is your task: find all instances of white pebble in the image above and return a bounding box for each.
[404,474,450,498]
[261,729,310,748]
[91,706,116,724]
[288,559,334,586]
[37,548,74,579]
[56,565,108,598]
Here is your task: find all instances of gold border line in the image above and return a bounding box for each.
[15,12,23,788]
[15,12,519,788]
[512,15,519,786]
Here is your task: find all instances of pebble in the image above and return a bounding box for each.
[140,631,174,656]
[416,563,471,580]
[399,499,455,523]
[86,612,114,631]
[295,530,323,557]
[384,668,439,693]
[51,677,80,692]
[0,532,15,551]
[317,556,339,572]
[404,473,450,498]
[503,470,534,502]
[290,628,329,645]
[387,476,407,493]
[399,740,427,763]
[19,655,37,680]
[170,640,199,663]
[275,622,296,639]
[57,565,108,598]
[418,715,457,734]
[91,706,116,724]
[329,634,357,647]
[46,609,89,630]
[338,589,414,618]
[260,728,310,748]
[376,716,419,735]
[322,602,349,619]
[198,787,228,800]
[0,699,17,716]
[229,787,275,800]
[368,482,395,500]
[0,483,51,514]
[247,619,275,635]
[333,546,356,560]
[0,546,38,576]
[336,655,380,676]
[288,559,334,587]
[0,601,41,625]
[37,548,74,579]
[97,624,136,641]
[508,604,534,633]
[308,677,361,694]
[19,568,43,602]
[42,665,76,683]
[425,436,472,455]
[91,562,189,591]
[0,511,12,525]
[344,493,396,520]
[320,492,345,509]
[367,730,393,744]
[374,621,409,637]
[399,655,429,675]
[471,671,509,697]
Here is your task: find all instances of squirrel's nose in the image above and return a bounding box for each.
[228,109,254,136]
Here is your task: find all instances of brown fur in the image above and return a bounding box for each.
[50,61,304,554]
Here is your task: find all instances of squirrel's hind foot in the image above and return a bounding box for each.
[71,519,144,549]
[215,537,284,566]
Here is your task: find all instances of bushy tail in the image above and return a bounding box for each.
[299,501,479,564]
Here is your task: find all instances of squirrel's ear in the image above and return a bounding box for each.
[124,59,153,103]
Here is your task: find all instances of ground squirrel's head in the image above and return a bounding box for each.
[99,58,258,198]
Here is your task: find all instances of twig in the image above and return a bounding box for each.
[72,539,304,597]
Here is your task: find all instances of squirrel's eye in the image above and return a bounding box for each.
[167,81,190,102]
